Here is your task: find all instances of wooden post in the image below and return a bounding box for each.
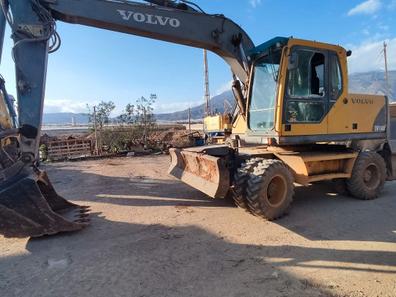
[188,107,191,132]
[93,106,100,155]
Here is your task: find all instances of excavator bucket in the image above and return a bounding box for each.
[0,170,90,238]
[168,146,232,198]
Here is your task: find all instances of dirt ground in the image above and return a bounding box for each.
[1,155,396,297]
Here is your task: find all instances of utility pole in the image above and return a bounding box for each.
[93,106,100,155]
[203,49,211,116]
[383,41,390,99]
[188,107,191,132]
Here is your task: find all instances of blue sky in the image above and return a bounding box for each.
[0,0,395,115]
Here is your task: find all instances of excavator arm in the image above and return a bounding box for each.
[0,0,255,238]
[4,0,253,161]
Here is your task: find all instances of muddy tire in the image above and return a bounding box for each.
[347,151,386,200]
[246,159,294,220]
[230,158,263,210]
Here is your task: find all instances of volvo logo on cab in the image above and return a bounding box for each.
[117,10,181,28]
[351,98,374,104]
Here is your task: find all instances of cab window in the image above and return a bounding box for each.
[285,48,327,123]
[248,50,281,131]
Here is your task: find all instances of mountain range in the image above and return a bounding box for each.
[155,90,234,122]
[42,70,396,124]
[349,70,395,97]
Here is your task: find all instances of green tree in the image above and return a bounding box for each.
[87,100,116,130]
[117,103,135,124]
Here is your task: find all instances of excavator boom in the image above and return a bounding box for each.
[0,0,255,237]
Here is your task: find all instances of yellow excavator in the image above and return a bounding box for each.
[169,37,394,218]
[0,0,394,238]
[203,113,232,144]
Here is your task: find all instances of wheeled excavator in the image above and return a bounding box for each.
[0,0,395,238]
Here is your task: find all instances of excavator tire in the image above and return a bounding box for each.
[332,178,349,196]
[346,151,386,200]
[246,159,294,220]
[230,158,263,210]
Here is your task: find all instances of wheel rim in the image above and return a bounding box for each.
[363,163,380,190]
[266,174,287,207]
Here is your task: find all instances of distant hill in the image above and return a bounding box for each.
[155,70,396,121]
[155,90,234,122]
[349,70,395,100]
[42,70,395,124]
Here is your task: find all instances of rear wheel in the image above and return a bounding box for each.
[246,159,294,220]
[230,158,263,210]
[347,151,386,200]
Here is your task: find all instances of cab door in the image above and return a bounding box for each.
[281,46,329,136]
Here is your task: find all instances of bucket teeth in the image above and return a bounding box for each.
[0,169,90,238]
[79,207,91,213]
[74,218,90,224]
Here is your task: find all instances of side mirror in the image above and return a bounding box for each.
[288,52,299,70]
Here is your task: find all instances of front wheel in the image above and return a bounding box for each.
[347,151,386,200]
[230,158,263,210]
[246,159,294,220]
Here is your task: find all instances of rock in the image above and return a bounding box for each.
[47,258,70,269]
[271,271,279,279]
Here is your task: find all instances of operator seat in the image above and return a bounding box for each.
[311,67,320,95]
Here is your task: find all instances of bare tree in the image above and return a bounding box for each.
[87,100,116,155]
[119,94,157,140]
[135,94,157,140]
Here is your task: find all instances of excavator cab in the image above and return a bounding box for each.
[239,37,386,144]
[0,88,18,172]
[0,92,15,131]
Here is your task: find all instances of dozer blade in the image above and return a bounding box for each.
[0,170,90,238]
[168,146,231,198]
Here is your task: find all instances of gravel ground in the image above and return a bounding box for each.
[1,155,396,297]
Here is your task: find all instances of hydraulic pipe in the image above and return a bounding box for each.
[0,1,7,64]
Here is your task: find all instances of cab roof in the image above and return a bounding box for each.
[248,36,289,60]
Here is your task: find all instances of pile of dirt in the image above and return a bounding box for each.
[148,129,202,149]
